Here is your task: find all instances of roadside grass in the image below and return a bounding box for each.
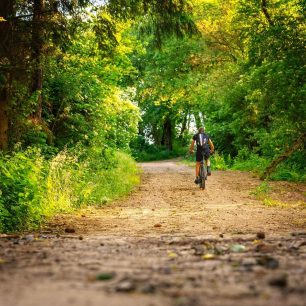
[182,150,305,183]
[0,148,140,233]
[182,152,305,208]
[182,151,228,170]
[250,181,306,208]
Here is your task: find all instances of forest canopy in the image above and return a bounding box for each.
[0,0,305,232]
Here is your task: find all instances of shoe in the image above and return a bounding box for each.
[194,177,199,184]
[207,167,211,176]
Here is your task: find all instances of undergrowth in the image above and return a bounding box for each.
[250,182,288,208]
[0,147,139,233]
[132,143,187,162]
[182,149,305,183]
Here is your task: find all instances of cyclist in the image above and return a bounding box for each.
[189,127,215,184]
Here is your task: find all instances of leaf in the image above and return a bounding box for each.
[167,251,178,258]
[96,272,115,281]
[0,258,6,265]
[202,253,215,260]
[252,239,262,245]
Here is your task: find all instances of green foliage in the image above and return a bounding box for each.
[211,152,229,170]
[269,157,306,182]
[68,148,140,206]
[0,149,47,232]
[1,0,306,232]
[0,146,139,233]
[0,7,143,233]
[190,0,305,181]
[251,182,287,208]
[251,182,272,198]
[131,136,188,161]
[231,148,270,174]
[44,18,140,150]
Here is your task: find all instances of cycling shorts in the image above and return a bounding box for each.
[196,149,210,162]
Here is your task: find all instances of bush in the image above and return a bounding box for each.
[231,148,305,182]
[0,148,47,232]
[211,152,229,170]
[69,148,140,206]
[131,137,188,162]
[232,148,270,174]
[0,146,140,233]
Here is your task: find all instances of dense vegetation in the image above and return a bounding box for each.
[0,0,305,232]
[132,0,306,181]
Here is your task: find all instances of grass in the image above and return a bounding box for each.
[249,181,306,208]
[262,198,288,207]
[0,147,140,233]
[182,151,229,170]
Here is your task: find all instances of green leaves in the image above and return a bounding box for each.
[0,149,47,232]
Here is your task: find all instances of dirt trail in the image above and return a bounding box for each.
[1,160,306,306]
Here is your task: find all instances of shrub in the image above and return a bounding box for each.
[211,152,228,170]
[0,146,140,233]
[0,148,47,232]
[232,149,270,174]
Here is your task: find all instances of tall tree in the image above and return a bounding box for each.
[31,0,45,122]
[0,1,14,150]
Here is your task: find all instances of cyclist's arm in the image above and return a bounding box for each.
[208,139,215,152]
[189,139,196,153]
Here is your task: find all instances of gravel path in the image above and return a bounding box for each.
[0,160,306,306]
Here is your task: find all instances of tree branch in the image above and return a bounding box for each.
[261,0,274,26]
[260,133,306,180]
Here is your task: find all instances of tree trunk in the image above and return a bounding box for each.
[179,111,188,140]
[260,133,306,180]
[0,2,13,150]
[187,113,191,132]
[194,112,202,129]
[0,87,9,150]
[161,117,173,151]
[31,0,45,122]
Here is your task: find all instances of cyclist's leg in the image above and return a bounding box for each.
[196,162,201,177]
[194,151,202,184]
[204,150,212,175]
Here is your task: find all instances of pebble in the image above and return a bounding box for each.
[116,280,136,292]
[268,274,287,288]
[25,235,35,242]
[256,232,265,239]
[255,243,275,253]
[230,244,246,253]
[141,283,156,294]
[65,228,76,233]
[242,258,257,267]
[291,232,306,237]
[192,245,205,256]
[257,255,279,269]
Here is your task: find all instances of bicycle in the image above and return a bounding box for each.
[199,155,208,190]
[187,150,210,190]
